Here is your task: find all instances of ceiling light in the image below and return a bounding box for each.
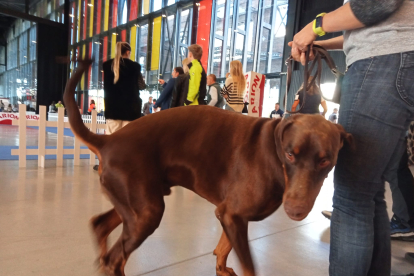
[69,14,74,17]
[162,14,166,18]
[32,41,36,43]
[112,33,118,35]
[88,3,93,6]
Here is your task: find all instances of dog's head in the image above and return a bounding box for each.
[275,115,352,221]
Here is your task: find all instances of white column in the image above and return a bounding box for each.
[90,109,97,165]
[18,104,26,168]
[38,106,46,168]
[56,107,64,166]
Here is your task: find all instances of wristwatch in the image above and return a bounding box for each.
[313,13,327,37]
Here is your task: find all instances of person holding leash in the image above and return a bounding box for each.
[289,0,414,275]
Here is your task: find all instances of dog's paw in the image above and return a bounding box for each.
[216,267,238,276]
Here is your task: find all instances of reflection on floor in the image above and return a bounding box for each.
[0,122,413,275]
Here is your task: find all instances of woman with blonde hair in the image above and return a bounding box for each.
[221,60,246,113]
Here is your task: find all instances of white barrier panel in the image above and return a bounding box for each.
[11,104,107,168]
[0,112,40,125]
[244,72,266,117]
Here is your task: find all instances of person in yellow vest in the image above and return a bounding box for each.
[184,44,207,106]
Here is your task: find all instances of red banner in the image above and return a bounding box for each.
[0,113,40,125]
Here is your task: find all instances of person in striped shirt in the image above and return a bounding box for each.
[220,60,246,113]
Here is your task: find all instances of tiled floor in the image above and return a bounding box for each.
[0,125,413,276]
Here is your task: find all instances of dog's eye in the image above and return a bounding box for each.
[319,159,330,167]
[285,152,295,162]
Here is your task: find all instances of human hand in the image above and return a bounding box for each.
[226,72,230,78]
[158,79,165,85]
[288,22,317,65]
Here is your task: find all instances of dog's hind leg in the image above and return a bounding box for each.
[101,176,165,276]
[216,206,255,276]
[90,208,122,262]
[214,231,237,276]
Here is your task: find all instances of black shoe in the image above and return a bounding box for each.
[93,165,99,171]
[390,215,414,241]
[406,252,414,265]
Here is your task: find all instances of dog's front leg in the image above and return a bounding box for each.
[216,207,255,276]
[214,231,237,276]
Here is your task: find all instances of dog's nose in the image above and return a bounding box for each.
[284,203,308,221]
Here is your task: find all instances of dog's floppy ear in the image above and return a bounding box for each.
[275,118,295,161]
[333,124,354,149]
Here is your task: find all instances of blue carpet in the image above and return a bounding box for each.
[0,145,96,160]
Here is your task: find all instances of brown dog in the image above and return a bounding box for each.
[64,61,352,276]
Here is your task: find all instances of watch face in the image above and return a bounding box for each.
[315,16,323,29]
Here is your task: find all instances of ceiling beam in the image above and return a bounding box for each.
[0,7,65,29]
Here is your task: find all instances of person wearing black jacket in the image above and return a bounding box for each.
[154,67,184,110]
[94,41,145,171]
[102,42,145,132]
[171,58,190,108]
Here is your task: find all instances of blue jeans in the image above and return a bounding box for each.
[330,51,414,276]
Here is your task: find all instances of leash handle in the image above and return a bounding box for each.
[284,49,312,115]
[283,45,343,117]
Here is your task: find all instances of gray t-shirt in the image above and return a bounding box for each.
[344,0,414,66]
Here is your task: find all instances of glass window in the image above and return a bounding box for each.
[271,3,288,73]
[263,0,273,24]
[259,28,270,74]
[225,0,234,73]
[161,14,176,81]
[167,0,175,5]
[154,0,162,11]
[233,33,244,62]
[120,0,128,24]
[237,0,248,31]
[262,79,280,118]
[139,24,148,80]
[215,0,226,37]
[212,38,223,77]
[177,8,191,68]
[246,0,259,72]
[179,9,190,45]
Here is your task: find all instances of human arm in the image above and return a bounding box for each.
[314,36,344,50]
[321,99,328,117]
[291,100,299,112]
[220,78,232,100]
[208,87,218,106]
[289,0,404,64]
[155,79,175,108]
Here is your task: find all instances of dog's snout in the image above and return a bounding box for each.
[284,202,308,221]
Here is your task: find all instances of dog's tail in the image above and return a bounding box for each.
[63,60,106,158]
